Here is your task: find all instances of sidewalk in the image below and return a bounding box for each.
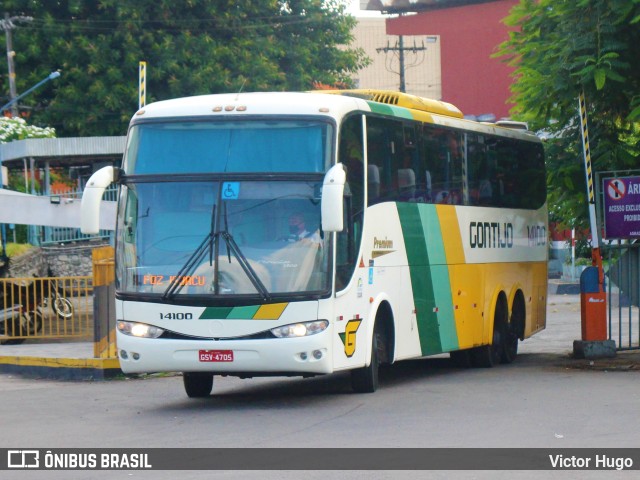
[0,341,120,380]
[1,282,639,380]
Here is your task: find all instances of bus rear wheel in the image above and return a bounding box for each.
[450,349,472,368]
[183,372,214,398]
[471,296,507,368]
[502,293,524,364]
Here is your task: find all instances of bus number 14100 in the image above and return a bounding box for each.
[159,312,193,320]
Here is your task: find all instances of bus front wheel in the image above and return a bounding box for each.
[183,372,214,398]
[351,325,381,393]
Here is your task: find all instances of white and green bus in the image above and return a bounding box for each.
[82,90,547,397]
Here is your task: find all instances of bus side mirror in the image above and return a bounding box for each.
[81,166,116,234]
[321,163,346,232]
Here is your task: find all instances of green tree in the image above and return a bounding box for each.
[497,0,640,230]
[1,0,368,137]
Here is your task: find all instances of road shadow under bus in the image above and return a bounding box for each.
[152,350,639,413]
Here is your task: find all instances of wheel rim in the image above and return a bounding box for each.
[54,298,73,318]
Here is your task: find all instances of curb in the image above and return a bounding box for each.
[0,355,122,380]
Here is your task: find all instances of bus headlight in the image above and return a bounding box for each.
[117,320,164,339]
[271,320,329,338]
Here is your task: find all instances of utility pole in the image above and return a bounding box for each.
[376,36,426,93]
[1,13,33,117]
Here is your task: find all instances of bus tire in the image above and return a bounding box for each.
[351,325,381,393]
[183,372,214,398]
[450,349,472,368]
[502,293,524,364]
[471,296,507,368]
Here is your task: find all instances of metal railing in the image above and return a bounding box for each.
[40,186,118,245]
[0,276,93,344]
[605,240,640,351]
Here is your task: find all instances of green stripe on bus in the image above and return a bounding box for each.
[200,305,261,320]
[397,203,442,354]
[200,305,260,320]
[366,101,414,120]
[200,307,234,319]
[419,207,459,352]
[398,203,460,354]
[231,305,261,319]
[428,265,458,352]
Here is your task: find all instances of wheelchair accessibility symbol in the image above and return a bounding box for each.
[222,182,240,200]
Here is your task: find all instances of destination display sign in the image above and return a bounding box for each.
[602,176,640,239]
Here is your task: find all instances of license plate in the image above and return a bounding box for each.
[199,350,234,362]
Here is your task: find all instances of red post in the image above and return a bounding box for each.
[578,92,608,343]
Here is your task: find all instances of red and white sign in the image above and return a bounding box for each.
[606,178,626,201]
[199,350,234,362]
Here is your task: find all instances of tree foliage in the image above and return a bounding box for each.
[497,0,640,229]
[1,0,368,137]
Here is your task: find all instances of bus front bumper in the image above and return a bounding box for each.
[116,330,333,376]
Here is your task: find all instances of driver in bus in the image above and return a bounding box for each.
[287,213,321,245]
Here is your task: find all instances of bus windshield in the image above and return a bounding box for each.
[117,180,330,299]
[124,120,330,174]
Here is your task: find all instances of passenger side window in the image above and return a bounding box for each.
[366,116,422,205]
[421,126,464,205]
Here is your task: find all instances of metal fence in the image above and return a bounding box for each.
[605,240,640,351]
[0,276,93,345]
[595,169,640,351]
[39,186,118,245]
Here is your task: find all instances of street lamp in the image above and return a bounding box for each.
[0,71,61,114]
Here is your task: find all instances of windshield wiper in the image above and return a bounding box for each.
[217,203,272,302]
[162,204,216,300]
[162,202,271,302]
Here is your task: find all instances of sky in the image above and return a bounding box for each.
[347,0,385,17]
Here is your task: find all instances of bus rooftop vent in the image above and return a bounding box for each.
[495,120,529,131]
[314,89,464,119]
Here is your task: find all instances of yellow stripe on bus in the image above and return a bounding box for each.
[253,303,288,320]
[435,205,466,265]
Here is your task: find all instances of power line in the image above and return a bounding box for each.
[376,36,426,93]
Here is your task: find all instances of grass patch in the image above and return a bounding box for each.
[5,243,33,257]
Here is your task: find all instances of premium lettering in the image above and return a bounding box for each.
[373,237,393,249]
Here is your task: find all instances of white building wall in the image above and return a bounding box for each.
[351,17,442,100]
